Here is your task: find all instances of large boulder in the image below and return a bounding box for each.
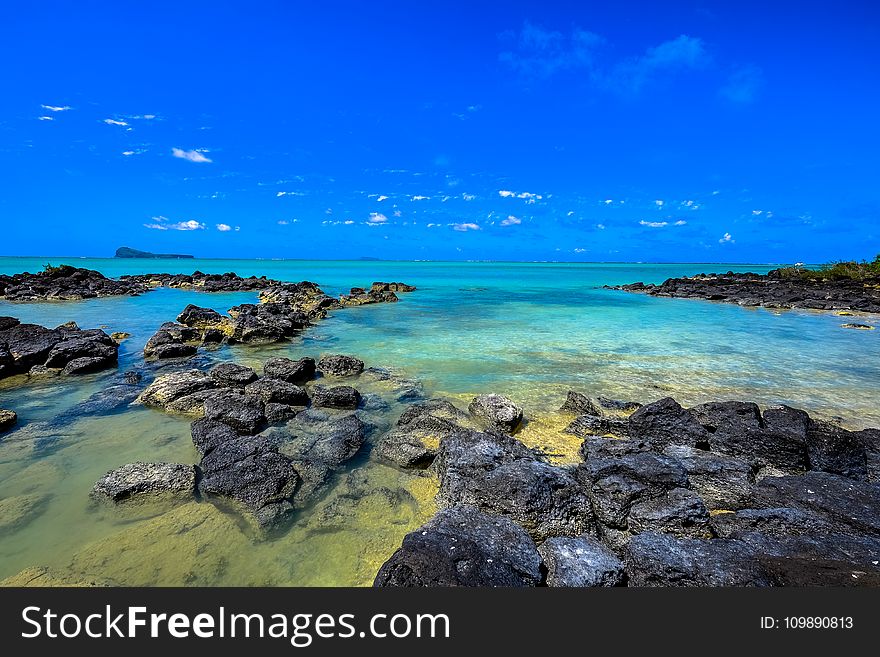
[90,462,196,504]
[210,363,258,387]
[176,304,231,331]
[468,393,523,434]
[280,413,367,467]
[43,332,117,369]
[560,391,640,416]
[190,417,241,457]
[436,429,593,542]
[203,391,266,434]
[0,323,61,373]
[663,444,755,510]
[198,435,300,529]
[374,505,542,587]
[806,420,868,481]
[750,471,880,537]
[136,370,220,408]
[628,397,709,448]
[316,354,364,377]
[311,385,361,409]
[263,356,316,384]
[538,535,625,587]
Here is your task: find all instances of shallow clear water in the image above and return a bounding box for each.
[0,258,878,585]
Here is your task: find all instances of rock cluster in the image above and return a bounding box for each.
[339,282,416,307]
[610,270,880,314]
[376,390,880,587]
[0,317,119,379]
[120,270,282,292]
[0,265,149,301]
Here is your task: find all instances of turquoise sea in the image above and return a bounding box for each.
[0,258,878,586]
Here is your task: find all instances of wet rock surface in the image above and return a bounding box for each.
[468,393,523,434]
[377,398,471,469]
[317,354,365,377]
[0,409,17,432]
[90,462,196,504]
[0,265,149,301]
[539,535,625,587]
[311,385,361,409]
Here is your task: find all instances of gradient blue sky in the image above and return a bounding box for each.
[2,0,878,262]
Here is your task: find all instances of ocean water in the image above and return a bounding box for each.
[0,258,878,586]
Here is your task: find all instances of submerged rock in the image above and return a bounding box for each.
[374,505,542,587]
[0,493,50,534]
[279,413,367,468]
[377,399,470,469]
[468,393,523,434]
[538,535,625,587]
[191,417,241,457]
[316,354,365,377]
[90,462,196,504]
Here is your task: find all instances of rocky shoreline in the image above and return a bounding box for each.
[608,269,880,315]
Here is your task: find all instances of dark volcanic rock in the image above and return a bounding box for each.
[806,420,868,481]
[44,333,117,368]
[61,356,113,376]
[374,505,542,587]
[854,428,880,483]
[750,471,880,537]
[538,535,625,587]
[311,385,361,409]
[579,436,651,460]
[0,320,119,379]
[176,304,228,329]
[265,403,298,424]
[190,417,241,457]
[626,488,710,538]
[122,270,281,292]
[263,357,316,384]
[90,462,195,504]
[0,265,149,301]
[560,391,641,416]
[377,399,470,469]
[628,397,709,448]
[280,413,367,467]
[710,507,838,539]
[662,444,755,510]
[468,393,523,434]
[565,414,630,439]
[316,354,365,377]
[203,391,266,434]
[210,363,258,387]
[198,435,300,529]
[0,323,60,372]
[136,370,220,408]
[245,378,308,406]
[436,429,593,541]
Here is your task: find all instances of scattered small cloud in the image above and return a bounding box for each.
[596,223,606,230]
[276,191,304,197]
[41,104,72,112]
[216,223,232,232]
[654,199,665,207]
[277,220,289,225]
[640,220,668,228]
[452,222,481,232]
[411,195,430,201]
[172,147,212,163]
[376,195,389,202]
[368,212,388,224]
[752,209,763,216]
[719,232,734,243]
[103,118,129,126]
[499,21,605,79]
[344,220,355,225]
[720,65,763,103]
[500,215,522,226]
[143,217,205,231]
[38,116,54,121]
[674,220,687,226]
[462,193,476,201]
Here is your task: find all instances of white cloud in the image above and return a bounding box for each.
[462,193,476,201]
[143,216,205,231]
[172,147,212,163]
[719,232,734,243]
[411,195,430,201]
[41,104,71,112]
[567,211,575,216]
[344,220,355,225]
[38,116,54,121]
[517,191,542,200]
[574,248,587,253]
[122,151,135,156]
[500,215,522,226]
[368,212,388,224]
[216,223,232,232]
[752,209,763,215]
[596,223,606,230]
[427,223,440,228]
[674,220,687,226]
[103,118,129,126]
[498,190,516,198]
[604,199,613,205]
[654,199,664,207]
[640,220,668,228]
[276,191,304,197]
[376,195,389,202]
[277,220,289,225]
[452,222,480,232]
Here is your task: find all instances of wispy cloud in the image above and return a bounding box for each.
[674,220,687,226]
[38,116,54,121]
[500,215,522,226]
[376,195,389,202]
[612,35,710,93]
[277,220,289,225]
[172,147,212,163]
[41,104,72,112]
[276,191,304,197]
[499,22,604,78]
[640,220,668,228]
[411,195,430,201]
[452,222,480,232]
[719,232,734,243]
[144,216,205,231]
[720,65,763,103]
[103,118,129,126]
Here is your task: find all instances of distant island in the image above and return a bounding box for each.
[115,246,194,259]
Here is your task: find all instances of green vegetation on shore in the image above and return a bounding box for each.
[776,255,880,281]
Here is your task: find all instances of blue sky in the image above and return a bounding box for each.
[1,0,878,262]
